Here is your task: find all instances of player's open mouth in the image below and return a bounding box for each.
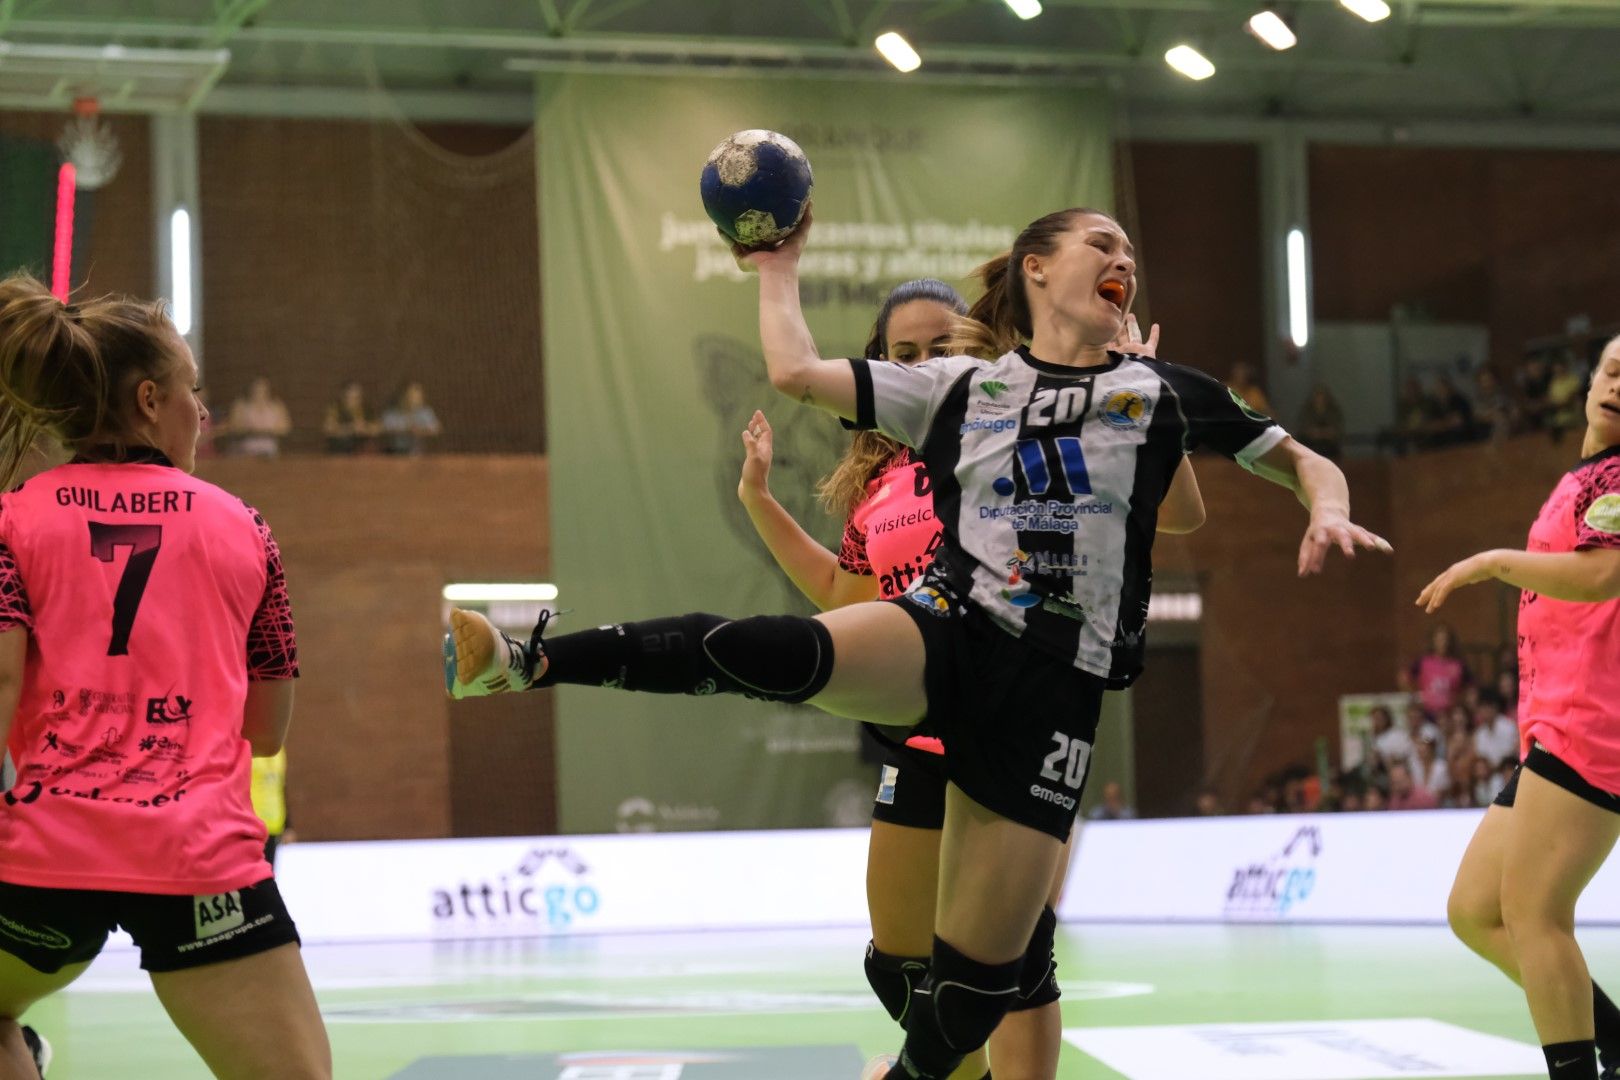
[1097,280,1127,308]
[1602,402,1620,418]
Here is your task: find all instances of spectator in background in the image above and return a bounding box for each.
[1473,368,1517,441]
[1087,780,1137,821]
[1363,786,1387,811]
[1370,705,1414,773]
[1413,733,1450,797]
[323,380,379,454]
[1389,376,1439,454]
[1518,354,1553,431]
[1409,623,1472,715]
[1470,754,1507,806]
[1194,789,1224,816]
[1546,358,1586,436]
[1429,375,1476,448]
[1297,384,1345,460]
[380,381,442,456]
[1386,762,1439,810]
[1472,691,1519,766]
[227,376,292,459]
[1339,789,1364,812]
[250,748,295,869]
[1228,362,1273,417]
[1495,669,1519,719]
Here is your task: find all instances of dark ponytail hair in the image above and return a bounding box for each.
[0,273,179,489]
[820,278,967,516]
[954,207,1117,359]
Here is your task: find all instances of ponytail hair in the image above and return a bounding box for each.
[953,207,1118,359]
[820,278,967,517]
[0,273,178,490]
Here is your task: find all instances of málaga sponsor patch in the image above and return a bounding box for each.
[1586,493,1620,535]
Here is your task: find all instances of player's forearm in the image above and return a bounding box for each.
[757,265,822,397]
[739,487,843,611]
[1487,549,1620,603]
[1259,441,1351,517]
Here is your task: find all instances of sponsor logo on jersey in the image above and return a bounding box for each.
[51,690,65,709]
[1041,594,1087,622]
[979,499,1114,534]
[1028,783,1078,811]
[1099,387,1152,430]
[905,585,953,617]
[145,693,194,725]
[0,914,71,951]
[1586,493,1620,535]
[960,417,1018,435]
[1226,387,1272,423]
[979,380,1009,399]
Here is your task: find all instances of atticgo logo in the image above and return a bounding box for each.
[1224,825,1321,920]
[431,846,601,931]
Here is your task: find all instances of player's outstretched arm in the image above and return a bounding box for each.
[1418,547,1620,612]
[1251,437,1392,575]
[242,679,295,757]
[738,411,877,611]
[734,210,857,419]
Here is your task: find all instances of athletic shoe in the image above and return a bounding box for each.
[860,1055,898,1080]
[443,608,551,699]
[20,1025,51,1077]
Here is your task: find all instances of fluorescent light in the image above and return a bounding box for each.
[1339,0,1391,22]
[1246,10,1297,50]
[1148,592,1203,622]
[441,583,559,603]
[1287,227,1309,348]
[1164,44,1216,81]
[874,31,922,73]
[169,207,192,336]
[1002,0,1043,18]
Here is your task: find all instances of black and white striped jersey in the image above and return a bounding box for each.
[848,346,1288,687]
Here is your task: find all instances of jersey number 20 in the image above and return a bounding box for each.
[88,522,162,656]
[1040,731,1092,789]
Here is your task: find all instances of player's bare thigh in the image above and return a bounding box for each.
[811,602,927,727]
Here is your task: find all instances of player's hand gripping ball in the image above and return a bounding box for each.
[700,129,813,248]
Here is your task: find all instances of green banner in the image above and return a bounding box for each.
[538,72,1113,833]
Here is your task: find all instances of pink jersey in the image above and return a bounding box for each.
[1517,446,1620,791]
[837,449,942,599]
[0,450,298,893]
[1411,653,1469,715]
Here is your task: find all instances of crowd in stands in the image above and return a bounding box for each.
[1240,625,1522,815]
[197,377,442,458]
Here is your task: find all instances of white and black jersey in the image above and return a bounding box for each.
[848,346,1288,687]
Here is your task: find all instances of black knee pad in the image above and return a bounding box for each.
[899,935,1022,1079]
[1007,904,1060,1012]
[701,614,834,703]
[864,942,929,1024]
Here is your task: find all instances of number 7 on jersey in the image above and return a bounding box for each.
[88,522,162,656]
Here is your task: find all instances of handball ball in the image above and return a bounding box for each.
[700,129,813,248]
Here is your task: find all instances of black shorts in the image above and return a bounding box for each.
[870,742,949,830]
[0,876,300,974]
[889,577,1105,840]
[1494,743,1620,814]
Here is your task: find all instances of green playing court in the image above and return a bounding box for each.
[23,921,1595,1078]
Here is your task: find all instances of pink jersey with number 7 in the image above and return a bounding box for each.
[0,452,298,894]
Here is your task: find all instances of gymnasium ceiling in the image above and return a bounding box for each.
[3,0,1620,125]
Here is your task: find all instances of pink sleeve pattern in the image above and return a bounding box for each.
[1574,455,1620,551]
[837,512,872,576]
[0,541,32,632]
[244,505,299,680]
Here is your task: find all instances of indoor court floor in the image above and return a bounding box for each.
[23,921,1598,1078]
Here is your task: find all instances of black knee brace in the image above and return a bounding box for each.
[896,936,1022,1080]
[701,614,834,703]
[534,612,834,703]
[864,942,929,1024]
[1007,904,1060,1012]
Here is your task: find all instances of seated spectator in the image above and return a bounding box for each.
[324,380,379,454]
[1471,754,1507,806]
[1388,376,1440,454]
[1428,374,1476,448]
[1194,788,1224,816]
[1363,786,1387,811]
[1228,362,1273,417]
[1546,358,1586,436]
[1473,368,1517,440]
[1296,384,1345,459]
[380,381,443,455]
[1409,624,1472,716]
[1369,705,1414,773]
[1518,355,1553,431]
[1414,732,1450,797]
[227,376,292,459]
[1386,762,1439,811]
[1339,789,1364,812]
[1471,691,1518,765]
[1087,780,1137,821]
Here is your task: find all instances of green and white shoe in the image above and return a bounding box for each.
[442,608,550,699]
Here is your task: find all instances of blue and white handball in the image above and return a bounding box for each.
[700,129,814,248]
